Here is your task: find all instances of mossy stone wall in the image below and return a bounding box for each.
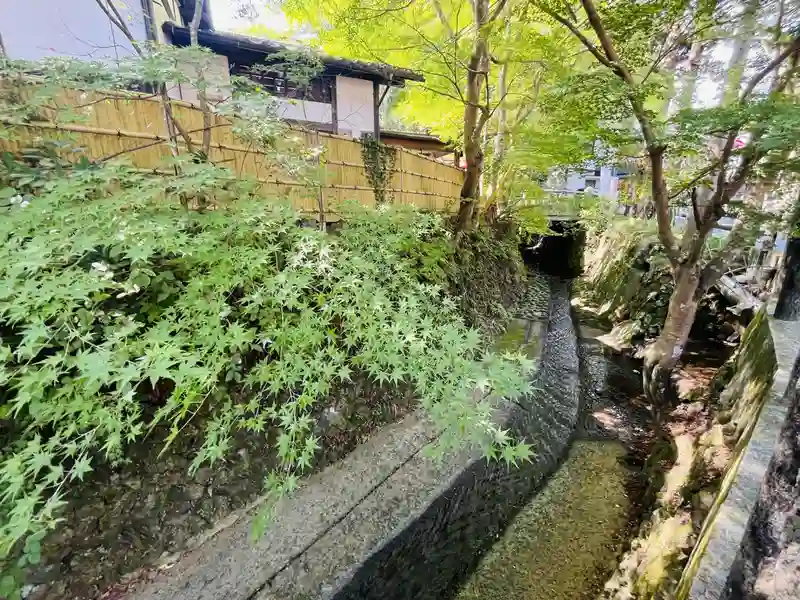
[676,308,778,599]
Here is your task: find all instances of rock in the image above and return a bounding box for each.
[193,467,214,485]
[698,490,715,512]
[124,477,143,491]
[186,485,205,502]
[716,411,732,425]
[21,584,48,600]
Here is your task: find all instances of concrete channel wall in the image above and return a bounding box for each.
[678,308,800,600]
[129,271,582,600]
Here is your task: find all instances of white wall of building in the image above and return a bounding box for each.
[170,54,232,104]
[0,0,151,62]
[273,98,333,126]
[562,165,618,199]
[599,167,613,197]
[335,76,375,138]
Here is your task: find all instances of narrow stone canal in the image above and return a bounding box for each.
[456,318,652,600]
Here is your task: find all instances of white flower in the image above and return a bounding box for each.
[91,262,109,272]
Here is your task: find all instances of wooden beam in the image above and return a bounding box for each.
[330,77,339,135]
[373,80,380,140]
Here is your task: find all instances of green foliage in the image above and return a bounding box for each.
[0,159,535,590]
[398,233,455,285]
[281,0,602,163]
[361,137,398,205]
[514,205,553,239]
[0,51,536,595]
[261,48,325,89]
[447,227,527,336]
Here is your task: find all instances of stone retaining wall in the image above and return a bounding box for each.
[129,271,582,600]
[677,310,800,600]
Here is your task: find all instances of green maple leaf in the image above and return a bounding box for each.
[336,365,352,382]
[70,455,93,481]
[16,321,51,360]
[75,349,114,384]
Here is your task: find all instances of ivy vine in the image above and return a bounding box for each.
[361,136,397,206]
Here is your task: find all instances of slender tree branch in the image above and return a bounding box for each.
[739,35,800,102]
[774,0,785,45]
[93,0,194,152]
[93,0,144,57]
[431,0,455,38]
[190,0,205,47]
[188,0,212,156]
[539,7,617,71]
[561,0,578,22]
[668,161,719,200]
[488,0,510,23]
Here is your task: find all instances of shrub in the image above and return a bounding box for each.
[0,51,535,595]
[0,158,535,592]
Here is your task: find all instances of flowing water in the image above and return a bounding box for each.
[456,311,653,600]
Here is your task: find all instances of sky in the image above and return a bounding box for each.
[209,1,290,34]
[206,0,736,109]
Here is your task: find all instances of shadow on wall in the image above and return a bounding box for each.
[330,277,581,600]
[520,220,586,279]
[723,356,800,600]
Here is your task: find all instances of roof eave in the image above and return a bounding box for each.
[162,23,424,86]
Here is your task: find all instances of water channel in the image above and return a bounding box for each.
[456,307,653,600]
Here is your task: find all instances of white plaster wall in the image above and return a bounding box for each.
[170,54,232,104]
[0,0,148,62]
[564,166,618,199]
[565,173,586,192]
[599,167,613,197]
[273,98,333,125]
[335,76,375,138]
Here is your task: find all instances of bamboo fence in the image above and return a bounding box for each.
[1,87,464,219]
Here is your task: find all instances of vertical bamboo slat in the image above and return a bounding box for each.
[2,87,464,218]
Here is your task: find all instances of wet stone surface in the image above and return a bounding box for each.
[515,271,551,321]
[454,315,654,600]
[578,330,651,447]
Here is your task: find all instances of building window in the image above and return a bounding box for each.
[231,64,333,104]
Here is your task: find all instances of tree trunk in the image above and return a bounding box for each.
[676,41,704,111]
[189,0,212,157]
[454,0,491,237]
[456,151,483,231]
[642,264,701,419]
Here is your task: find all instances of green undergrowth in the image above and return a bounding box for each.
[456,441,633,600]
[0,157,533,594]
